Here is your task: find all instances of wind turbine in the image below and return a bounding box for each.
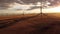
[40,0,43,16]
[40,0,48,15]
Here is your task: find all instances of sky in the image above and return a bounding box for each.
[0,0,60,15]
[0,0,60,10]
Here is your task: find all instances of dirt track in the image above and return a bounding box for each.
[0,13,60,34]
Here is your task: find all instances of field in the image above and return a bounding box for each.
[0,13,60,34]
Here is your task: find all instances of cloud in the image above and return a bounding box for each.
[0,0,40,9]
[0,0,16,9]
[0,0,60,9]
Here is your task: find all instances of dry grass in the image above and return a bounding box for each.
[0,14,38,20]
[0,13,60,34]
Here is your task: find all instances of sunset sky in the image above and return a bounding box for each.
[0,0,60,14]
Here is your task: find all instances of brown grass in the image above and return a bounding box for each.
[0,13,60,34]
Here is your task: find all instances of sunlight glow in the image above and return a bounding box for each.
[8,2,60,13]
[43,6,60,13]
[8,3,35,10]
